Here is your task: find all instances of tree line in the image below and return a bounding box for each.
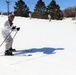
[14,0,63,20]
[2,0,76,20]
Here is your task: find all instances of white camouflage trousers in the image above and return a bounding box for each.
[5,35,13,50]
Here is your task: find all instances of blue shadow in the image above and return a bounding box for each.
[14,47,64,55]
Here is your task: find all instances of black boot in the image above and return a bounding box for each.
[5,50,13,56]
[9,47,16,52]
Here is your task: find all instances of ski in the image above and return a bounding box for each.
[0,53,32,56]
[0,54,32,56]
[0,50,32,56]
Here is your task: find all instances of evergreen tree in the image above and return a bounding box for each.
[14,0,29,17]
[34,0,46,12]
[32,0,47,19]
[47,0,63,20]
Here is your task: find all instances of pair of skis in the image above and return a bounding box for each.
[0,50,32,56]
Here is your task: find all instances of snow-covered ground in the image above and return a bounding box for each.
[0,15,76,75]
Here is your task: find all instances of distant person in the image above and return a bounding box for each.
[48,14,51,21]
[1,14,20,55]
[1,11,3,17]
[29,13,31,20]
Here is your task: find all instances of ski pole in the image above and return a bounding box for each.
[0,30,13,47]
[12,27,20,39]
[12,31,18,39]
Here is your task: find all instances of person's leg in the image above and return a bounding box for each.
[8,35,16,52]
[5,36,13,55]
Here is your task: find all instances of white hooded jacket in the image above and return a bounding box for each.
[1,20,13,38]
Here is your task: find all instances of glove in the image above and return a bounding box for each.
[17,27,20,31]
[12,26,16,30]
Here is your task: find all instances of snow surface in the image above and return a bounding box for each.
[0,15,76,75]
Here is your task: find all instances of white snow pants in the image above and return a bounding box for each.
[4,35,13,50]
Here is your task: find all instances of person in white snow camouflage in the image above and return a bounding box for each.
[1,14,20,55]
[48,14,51,21]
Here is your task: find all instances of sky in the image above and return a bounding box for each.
[0,0,76,12]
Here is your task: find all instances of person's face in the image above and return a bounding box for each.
[9,17,14,22]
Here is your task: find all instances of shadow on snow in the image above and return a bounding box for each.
[14,47,64,55]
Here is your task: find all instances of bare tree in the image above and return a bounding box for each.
[63,6,76,17]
